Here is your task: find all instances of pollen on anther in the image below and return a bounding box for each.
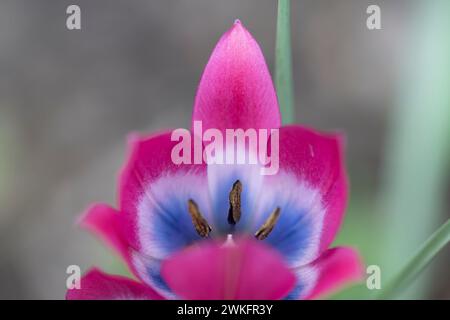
[255,207,281,240]
[187,199,212,238]
[228,180,242,225]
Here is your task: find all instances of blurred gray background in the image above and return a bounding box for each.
[0,0,448,299]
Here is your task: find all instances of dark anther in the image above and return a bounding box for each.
[188,199,212,237]
[227,180,242,225]
[255,207,281,240]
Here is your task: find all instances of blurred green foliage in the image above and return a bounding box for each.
[377,0,450,299]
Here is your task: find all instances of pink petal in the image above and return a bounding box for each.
[161,237,296,300]
[300,247,364,300]
[276,125,348,252]
[118,131,206,249]
[66,268,164,300]
[79,203,132,267]
[192,20,281,132]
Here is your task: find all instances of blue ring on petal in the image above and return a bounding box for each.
[137,172,212,259]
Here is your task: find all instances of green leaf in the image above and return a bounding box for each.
[275,0,295,124]
[377,219,450,299]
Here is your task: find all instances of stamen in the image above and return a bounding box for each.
[228,180,242,225]
[188,199,212,238]
[255,207,281,240]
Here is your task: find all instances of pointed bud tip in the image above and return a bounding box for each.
[229,19,249,36]
[222,19,246,41]
[231,19,246,31]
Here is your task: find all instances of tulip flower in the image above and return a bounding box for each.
[67,20,363,300]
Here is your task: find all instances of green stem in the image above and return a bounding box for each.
[378,219,450,299]
[275,0,295,124]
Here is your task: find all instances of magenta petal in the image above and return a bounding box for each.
[192,20,281,132]
[277,126,348,252]
[302,247,364,300]
[79,203,131,266]
[118,131,206,249]
[161,238,296,300]
[66,268,164,300]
